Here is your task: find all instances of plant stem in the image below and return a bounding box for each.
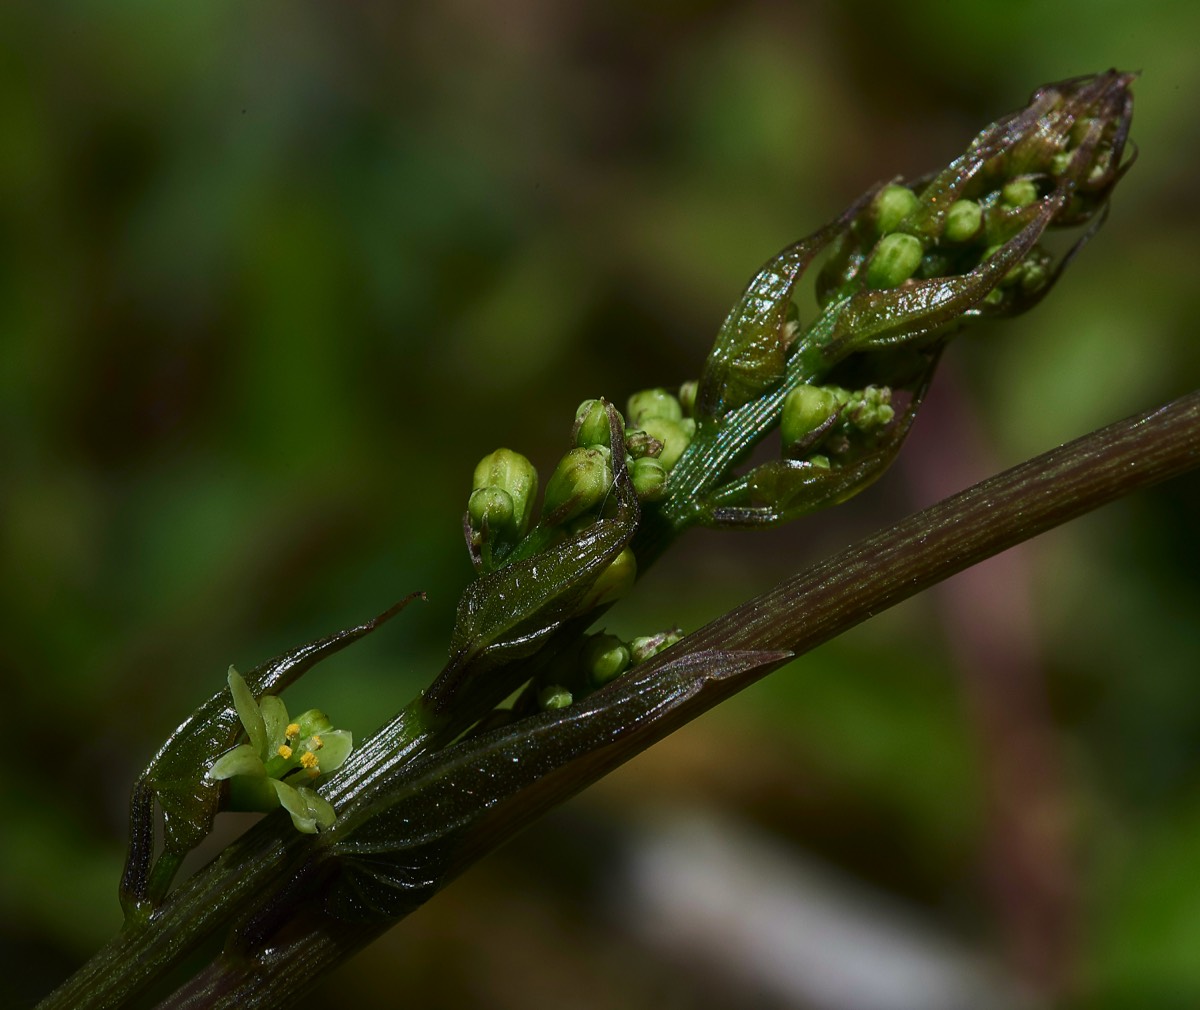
[135,387,1200,1009]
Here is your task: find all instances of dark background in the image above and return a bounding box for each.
[3,2,1199,1007]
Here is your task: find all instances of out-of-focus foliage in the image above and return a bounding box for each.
[1,3,1198,1007]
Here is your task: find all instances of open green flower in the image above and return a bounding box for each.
[207,667,352,833]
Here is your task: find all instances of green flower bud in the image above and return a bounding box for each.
[630,456,668,501]
[1016,245,1054,294]
[576,547,637,613]
[583,633,631,687]
[867,233,923,289]
[678,380,698,416]
[627,387,683,426]
[575,399,623,448]
[538,685,573,711]
[943,200,983,243]
[1001,178,1038,208]
[808,454,832,469]
[292,708,335,739]
[640,416,694,471]
[1070,116,1101,147]
[472,448,539,537]
[873,183,921,234]
[780,385,840,450]
[628,628,683,665]
[624,428,664,459]
[468,486,515,533]
[542,447,613,525]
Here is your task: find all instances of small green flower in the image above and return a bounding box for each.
[207,667,352,834]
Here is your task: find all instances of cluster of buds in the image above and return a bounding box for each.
[526,626,685,714]
[813,70,1135,351]
[780,382,896,466]
[464,386,700,588]
[447,72,1134,715]
[657,71,1135,531]
[580,627,684,688]
[467,448,540,571]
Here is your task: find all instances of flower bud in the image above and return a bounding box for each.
[624,428,664,459]
[943,200,982,243]
[1002,177,1039,208]
[867,233,923,289]
[292,708,335,739]
[542,447,612,525]
[472,448,539,537]
[628,628,683,665]
[873,183,921,234]
[640,416,695,471]
[538,685,573,711]
[1016,246,1053,294]
[630,456,668,501]
[627,387,683,426]
[468,487,514,533]
[781,385,840,450]
[678,380,698,416]
[574,399,623,448]
[583,633,631,687]
[575,547,636,613]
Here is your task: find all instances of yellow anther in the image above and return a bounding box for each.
[277,744,293,760]
[300,751,319,771]
[285,723,301,740]
[310,734,323,750]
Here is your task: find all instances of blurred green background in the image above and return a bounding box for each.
[3,2,1198,1007]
